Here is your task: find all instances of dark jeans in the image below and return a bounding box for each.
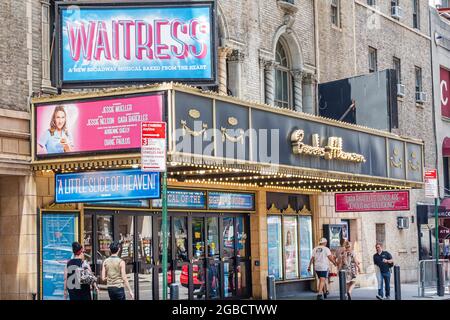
[108,287,126,300]
[378,272,391,298]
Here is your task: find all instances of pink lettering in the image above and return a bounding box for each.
[155,20,170,59]
[135,20,153,59]
[189,20,208,59]
[67,21,96,61]
[119,20,135,60]
[93,21,111,60]
[171,20,189,59]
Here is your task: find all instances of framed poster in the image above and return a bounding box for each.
[299,216,313,278]
[39,210,80,300]
[35,93,164,159]
[283,216,299,279]
[267,216,283,280]
[55,1,217,88]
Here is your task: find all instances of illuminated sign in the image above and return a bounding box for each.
[290,129,366,163]
[35,93,163,158]
[56,1,217,87]
[55,169,160,203]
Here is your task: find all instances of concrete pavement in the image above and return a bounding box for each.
[282,283,450,300]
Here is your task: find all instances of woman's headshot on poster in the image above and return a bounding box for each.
[37,105,73,154]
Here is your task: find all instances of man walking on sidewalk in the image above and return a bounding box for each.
[373,243,394,300]
[308,238,337,300]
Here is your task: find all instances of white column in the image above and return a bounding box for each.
[218,47,233,95]
[302,73,316,114]
[227,49,245,98]
[262,59,277,106]
[292,69,303,112]
[41,0,52,90]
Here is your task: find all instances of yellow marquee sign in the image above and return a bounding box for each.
[290,129,366,163]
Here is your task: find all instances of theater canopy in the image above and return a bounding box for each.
[31,83,424,192]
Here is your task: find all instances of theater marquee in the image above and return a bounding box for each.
[55,0,217,88]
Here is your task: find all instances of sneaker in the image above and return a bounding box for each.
[376,295,383,300]
[324,291,329,299]
[384,296,390,300]
[317,294,324,300]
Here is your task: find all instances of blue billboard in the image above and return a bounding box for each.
[41,213,78,300]
[152,189,206,209]
[208,192,255,210]
[57,2,216,87]
[55,169,160,203]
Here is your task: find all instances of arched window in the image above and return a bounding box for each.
[274,40,293,109]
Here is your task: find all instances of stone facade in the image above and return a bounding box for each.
[317,0,435,284]
[430,8,450,198]
[0,0,38,300]
[0,0,435,299]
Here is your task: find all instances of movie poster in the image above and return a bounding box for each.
[283,217,299,279]
[267,216,283,280]
[41,213,78,300]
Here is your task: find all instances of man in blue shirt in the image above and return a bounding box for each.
[373,243,394,300]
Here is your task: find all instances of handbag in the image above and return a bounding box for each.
[78,261,97,285]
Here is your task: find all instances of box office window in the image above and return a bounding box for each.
[267,215,313,281]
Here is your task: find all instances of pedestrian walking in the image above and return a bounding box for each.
[373,243,394,300]
[101,241,135,300]
[308,238,337,300]
[337,240,361,300]
[64,242,97,300]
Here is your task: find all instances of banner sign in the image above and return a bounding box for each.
[41,212,78,300]
[55,169,160,203]
[36,94,163,158]
[208,192,255,210]
[85,199,150,208]
[425,169,438,199]
[335,191,410,212]
[141,122,167,172]
[152,189,206,209]
[56,1,216,87]
[441,67,450,119]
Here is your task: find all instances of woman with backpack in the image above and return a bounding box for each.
[337,240,361,300]
[64,242,97,300]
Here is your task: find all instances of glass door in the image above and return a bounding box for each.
[172,216,189,300]
[206,217,221,299]
[191,217,206,300]
[236,216,250,297]
[136,215,154,300]
[222,217,236,298]
[156,216,171,300]
[95,214,114,300]
[116,215,136,300]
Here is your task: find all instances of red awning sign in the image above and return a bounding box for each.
[443,137,450,157]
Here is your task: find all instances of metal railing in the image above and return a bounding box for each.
[418,259,450,297]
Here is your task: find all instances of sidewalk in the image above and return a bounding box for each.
[282,283,450,300]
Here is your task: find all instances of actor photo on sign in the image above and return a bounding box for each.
[37,105,75,155]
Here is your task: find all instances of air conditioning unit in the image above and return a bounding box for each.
[397,217,410,229]
[416,92,427,103]
[391,6,403,19]
[397,84,405,97]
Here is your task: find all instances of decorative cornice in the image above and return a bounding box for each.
[228,49,245,63]
[268,203,282,214]
[277,1,298,15]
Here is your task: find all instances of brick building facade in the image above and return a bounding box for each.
[0,0,435,299]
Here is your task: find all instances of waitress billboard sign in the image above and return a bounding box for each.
[55,1,217,87]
